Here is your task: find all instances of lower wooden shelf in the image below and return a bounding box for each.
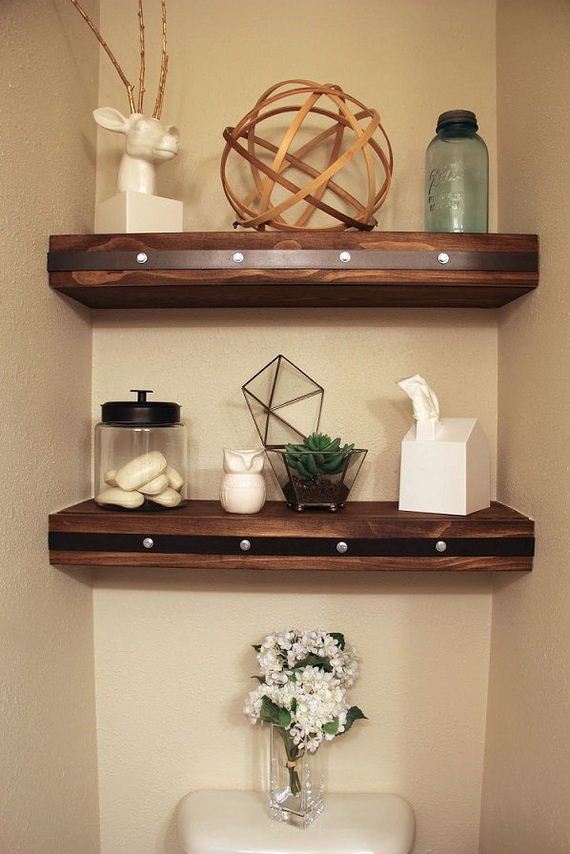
[48,500,534,572]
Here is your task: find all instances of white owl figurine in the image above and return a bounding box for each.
[220,448,266,514]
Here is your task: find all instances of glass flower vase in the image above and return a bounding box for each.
[266,724,326,827]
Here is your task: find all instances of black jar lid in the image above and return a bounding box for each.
[101,389,181,425]
[436,110,478,132]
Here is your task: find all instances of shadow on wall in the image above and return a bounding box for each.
[86,567,514,594]
[90,306,497,332]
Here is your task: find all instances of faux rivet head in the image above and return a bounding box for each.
[136,252,148,264]
[239,539,251,552]
[339,251,351,263]
[232,251,245,263]
[437,252,450,265]
[336,541,349,554]
[142,537,154,550]
[435,540,447,553]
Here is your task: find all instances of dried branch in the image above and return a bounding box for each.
[154,55,169,120]
[137,0,146,113]
[68,0,136,114]
[152,0,169,119]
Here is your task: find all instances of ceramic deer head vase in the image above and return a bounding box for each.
[220,449,266,515]
[68,0,180,196]
[94,109,179,194]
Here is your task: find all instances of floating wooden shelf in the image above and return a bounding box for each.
[48,231,538,310]
[49,500,534,572]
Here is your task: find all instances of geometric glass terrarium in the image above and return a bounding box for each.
[243,355,367,511]
[242,354,324,447]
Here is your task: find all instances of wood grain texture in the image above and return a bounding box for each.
[48,552,532,572]
[48,232,538,309]
[49,500,534,572]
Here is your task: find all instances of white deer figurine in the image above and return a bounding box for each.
[68,1,182,228]
[94,108,180,195]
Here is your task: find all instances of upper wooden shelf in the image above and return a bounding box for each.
[48,231,538,310]
[49,500,534,572]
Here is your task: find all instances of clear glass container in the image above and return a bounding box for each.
[266,724,326,828]
[242,355,368,511]
[94,389,187,511]
[425,109,488,233]
[265,448,367,511]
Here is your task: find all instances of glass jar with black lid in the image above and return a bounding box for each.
[94,389,187,510]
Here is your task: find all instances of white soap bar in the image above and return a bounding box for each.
[165,464,184,492]
[149,486,183,507]
[104,469,117,486]
[95,488,144,509]
[115,451,167,491]
[139,473,169,495]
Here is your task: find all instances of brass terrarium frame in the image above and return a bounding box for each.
[242,355,367,511]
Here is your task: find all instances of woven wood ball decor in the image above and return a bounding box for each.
[221,80,393,232]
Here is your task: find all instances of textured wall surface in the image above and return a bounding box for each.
[0,2,100,852]
[480,2,570,852]
[92,3,498,854]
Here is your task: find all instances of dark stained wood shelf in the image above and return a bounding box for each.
[48,231,538,310]
[49,500,534,572]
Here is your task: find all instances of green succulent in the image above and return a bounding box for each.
[285,432,355,479]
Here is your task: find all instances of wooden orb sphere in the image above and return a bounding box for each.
[221,79,393,232]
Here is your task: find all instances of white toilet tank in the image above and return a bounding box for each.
[178,790,415,854]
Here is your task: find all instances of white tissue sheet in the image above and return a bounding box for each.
[397,374,440,422]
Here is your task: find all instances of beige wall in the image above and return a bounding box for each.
[480,2,570,852]
[93,3,498,853]
[0,1,100,853]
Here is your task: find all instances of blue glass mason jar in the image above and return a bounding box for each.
[425,110,488,232]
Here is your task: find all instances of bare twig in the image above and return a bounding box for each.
[137,0,146,113]
[154,55,168,120]
[152,0,169,119]
[68,0,136,114]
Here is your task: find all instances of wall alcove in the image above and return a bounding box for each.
[48,230,537,573]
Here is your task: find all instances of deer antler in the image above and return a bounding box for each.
[68,0,136,114]
[152,0,169,120]
[137,0,146,113]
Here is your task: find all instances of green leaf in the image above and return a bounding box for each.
[260,696,281,725]
[251,676,265,684]
[330,632,345,650]
[294,459,314,479]
[252,644,261,652]
[323,717,339,736]
[342,706,367,734]
[278,707,292,728]
[291,697,297,713]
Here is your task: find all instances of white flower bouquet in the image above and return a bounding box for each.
[245,629,366,800]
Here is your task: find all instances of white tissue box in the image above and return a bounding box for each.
[398,417,490,516]
[95,190,183,233]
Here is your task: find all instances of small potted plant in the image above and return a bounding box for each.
[266,432,367,511]
[242,355,368,511]
[245,629,366,827]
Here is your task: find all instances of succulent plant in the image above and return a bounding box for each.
[285,432,355,479]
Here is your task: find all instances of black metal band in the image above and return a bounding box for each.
[47,249,537,273]
[49,532,534,558]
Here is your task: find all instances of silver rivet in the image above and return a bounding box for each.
[136,252,148,264]
[435,540,447,553]
[336,541,348,554]
[339,251,351,263]
[239,539,251,552]
[142,537,154,550]
[232,251,244,263]
[437,252,450,265]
